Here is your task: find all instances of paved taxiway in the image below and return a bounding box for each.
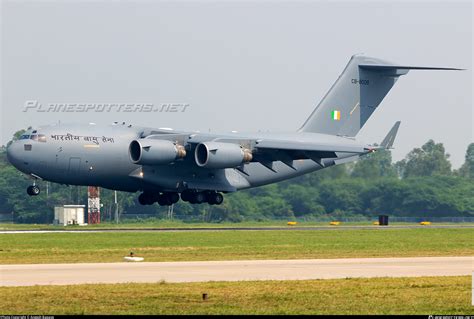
[1,225,474,234]
[1,257,471,286]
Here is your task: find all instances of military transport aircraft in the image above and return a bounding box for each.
[6,55,461,206]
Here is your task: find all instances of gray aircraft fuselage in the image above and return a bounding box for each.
[6,123,364,193]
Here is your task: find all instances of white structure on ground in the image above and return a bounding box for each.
[54,205,86,226]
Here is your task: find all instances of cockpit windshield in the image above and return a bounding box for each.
[20,133,46,142]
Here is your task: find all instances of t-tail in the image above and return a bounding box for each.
[299,54,462,137]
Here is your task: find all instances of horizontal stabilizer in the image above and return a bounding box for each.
[359,65,464,71]
[380,121,401,149]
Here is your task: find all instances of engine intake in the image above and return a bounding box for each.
[194,142,252,169]
[129,139,186,165]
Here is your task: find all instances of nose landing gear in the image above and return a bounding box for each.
[26,185,40,196]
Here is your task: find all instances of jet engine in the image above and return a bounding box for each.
[129,139,186,165]
[194,142,252,169]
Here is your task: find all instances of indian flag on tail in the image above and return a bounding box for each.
[331,110,341,121]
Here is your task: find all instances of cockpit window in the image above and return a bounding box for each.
[29,134,46,142]
[19,134,30,140]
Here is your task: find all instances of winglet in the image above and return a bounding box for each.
[380,121,401,149]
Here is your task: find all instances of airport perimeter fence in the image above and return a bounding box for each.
[119,214,474,224]
[385,216,474,223]
[295,216,474,223]
[2,212,473,224]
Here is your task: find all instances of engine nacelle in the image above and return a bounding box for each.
[194,142,252,169]
[129,139,186,165]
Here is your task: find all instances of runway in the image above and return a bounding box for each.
[1,256,471,287]
[1,225,474,234]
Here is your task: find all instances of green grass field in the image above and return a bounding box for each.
[1,227,472,315]
[0,276,471,314]
[1,228,473,264]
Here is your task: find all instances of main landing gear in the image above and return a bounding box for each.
[137,190,224,206]
[138,192,180,206]
[26,184,40,196]
[180,190,224,205]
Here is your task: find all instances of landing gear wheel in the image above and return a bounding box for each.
[207,192,224,205]
[187,192,205,204]
[138,193,146,205]
[212,192,224,205]
[157,194,171,206]
[27,185,40,196]
[188,196,197,204]
[156,193,179,206]
[180,190,192,202]
[138,192,155,205]
[168,193,180,204]
[180,191,211,205]
[194,192,206,204]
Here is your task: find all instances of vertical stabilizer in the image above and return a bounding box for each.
[299,55,461,137]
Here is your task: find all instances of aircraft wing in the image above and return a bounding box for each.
[141,131,369,171]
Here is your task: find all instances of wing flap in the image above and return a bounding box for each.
[255,139,365,154]
[252,140,365,169]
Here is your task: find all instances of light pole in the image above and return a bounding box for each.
[114,190,119,224]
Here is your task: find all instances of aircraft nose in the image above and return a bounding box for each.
[6,142,21,167]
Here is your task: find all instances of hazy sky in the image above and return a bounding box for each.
[1,0,472,168]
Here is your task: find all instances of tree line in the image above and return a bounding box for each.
[0,130,472,223]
